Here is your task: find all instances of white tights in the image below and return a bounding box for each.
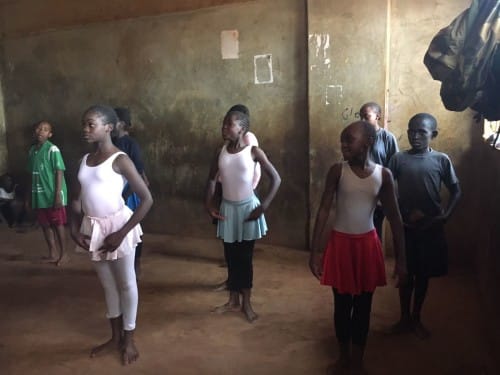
[93,252,138,331]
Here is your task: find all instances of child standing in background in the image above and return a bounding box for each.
[113,107,149,279]
[213,104,261,292]
[27,121,68,266]
[206,110,281,322]
[309,121,406,373]
[359,102,399,240]
[388,113,461,339]
[70,105,153,365]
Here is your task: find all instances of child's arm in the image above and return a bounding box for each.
[379,168,407,283]
[431,183,461,226]
[309,163,341,280]
[442,183,461,220]
[205,148,224,220]
[244,132,261,189]
[100,154,153,252]
[53,169,64,208]
[246,146,281,221]
[68,179,90,250]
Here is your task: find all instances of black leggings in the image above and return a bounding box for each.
[333,289,374,346]
[224,240,255,291]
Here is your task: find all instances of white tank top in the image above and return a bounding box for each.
[334,162,383,234]
[218,144,255,201]
[78,152,126,217]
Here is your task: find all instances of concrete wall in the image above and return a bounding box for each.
[308,0,388,247]
[0,0,308,247]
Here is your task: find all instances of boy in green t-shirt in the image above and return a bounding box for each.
[27,121,68,266]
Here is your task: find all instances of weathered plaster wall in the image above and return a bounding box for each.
[0,0,255,38]
[0,0,309,247]
[0,59,6,174]
[308,0,388,248]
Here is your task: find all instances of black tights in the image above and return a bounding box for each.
[399,275,429,319]
[333,289,373,346]
[224,240,255,291]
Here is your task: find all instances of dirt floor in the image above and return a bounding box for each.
[0,225,497,375]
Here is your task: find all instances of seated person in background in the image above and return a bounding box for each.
[0,173,27,228]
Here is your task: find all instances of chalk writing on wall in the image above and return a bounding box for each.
[342,107,361,121]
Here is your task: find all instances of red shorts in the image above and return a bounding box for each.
[321,229,386,295]
[36,207,67,226]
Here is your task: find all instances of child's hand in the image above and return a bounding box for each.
[72,232,91,250]
[309,253,323,280]
[245,205,264,221]
[391,262,408,288]
[100,231,126,252]
[208,208,225,221]
[54,195,63,208]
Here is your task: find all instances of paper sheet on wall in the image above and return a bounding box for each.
[221,30,239,59]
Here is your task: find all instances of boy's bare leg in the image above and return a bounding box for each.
[388,280,413,334]
[213,291,240,313]
[90,316,123,357]
[241,288,258,323]
[54,224,68,266]
[412,276,431,339]
[122,329,139,365]
[40,225,57,262]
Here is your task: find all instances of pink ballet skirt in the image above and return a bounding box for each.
[321,229,386,295]
[75,205,143,261]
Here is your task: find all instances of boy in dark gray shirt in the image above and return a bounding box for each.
[388,113,461,339]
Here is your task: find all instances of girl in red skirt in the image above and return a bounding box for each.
[309,121,406,373]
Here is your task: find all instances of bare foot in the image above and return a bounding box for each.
[39,256,58,264]
[56,255,70,266]
[122,339,139,365]
[212,302,240,314]
[213,280,228,292]
[90,338,121,358]
[413,321,431,340]
[242,305,258,323]
[326,361,350,375]
[386,319,413,335]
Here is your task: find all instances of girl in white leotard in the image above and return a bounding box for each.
[309,121,406,373]
[69,105,153,366]
[205,110,281,323]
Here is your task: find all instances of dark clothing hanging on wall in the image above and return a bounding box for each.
[424,0,500,120]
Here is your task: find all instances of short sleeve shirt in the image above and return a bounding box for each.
[113,135,145,174]
[28,140,67,208]
[370,128,399,167]
[388,149,459,219]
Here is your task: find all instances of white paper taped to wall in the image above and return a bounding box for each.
[254,54,273,84]
[221,30,239,59]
